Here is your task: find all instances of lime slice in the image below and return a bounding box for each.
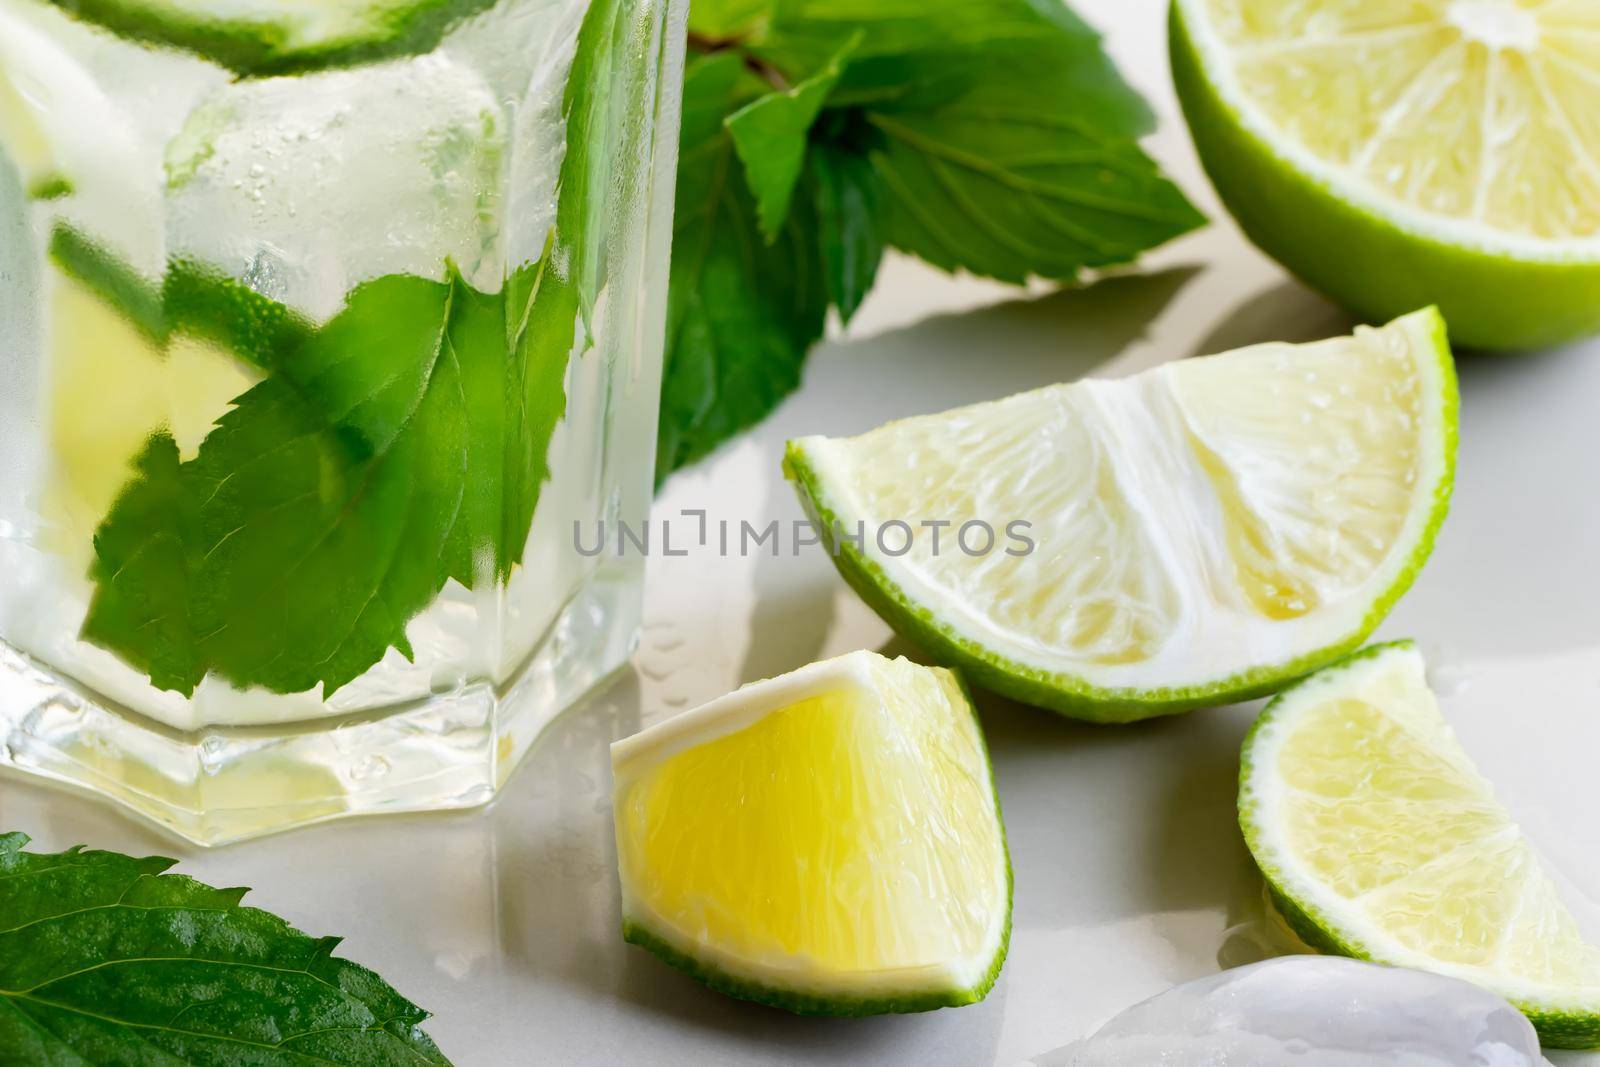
[786,309,1456,723]
[610,651,1011,1015]
[42,0,501,75]
[40,268,259,566]
[1241,641,1600,1049]
[1172,0,1600,349]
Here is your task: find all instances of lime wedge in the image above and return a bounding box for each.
[786,309,1456,723]
[1241,641,1600,1049]
[40,0,500,75]
[1172,0,1600,349]
[611,651,1011,1016]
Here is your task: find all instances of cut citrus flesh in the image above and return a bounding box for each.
[1180,0,1600,250]
[786,308,1456,722]
[610,651,1010,1015]
[1172,0,1600,348]
[1241,641,1600,1048]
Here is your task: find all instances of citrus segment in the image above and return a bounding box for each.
[611,652,1010,1015]
[1241,642,1600,1048]
[786,309,1455,721]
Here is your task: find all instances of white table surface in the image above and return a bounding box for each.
[5,1,1600,1063]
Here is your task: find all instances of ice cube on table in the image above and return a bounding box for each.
[1031,956,1549,1066]
[163,53,509,320]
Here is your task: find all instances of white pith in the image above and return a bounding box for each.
[610,651,1010,999]
[1245,644,1600,1012]
[1178,0,1600,263]
[793,310,1453,698]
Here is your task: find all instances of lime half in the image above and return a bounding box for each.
[1241,641,1600,1049]
[1173,0,1600,349]
[41,0,500,75]
[787,309,1456,723]
[611,651,1010,1016]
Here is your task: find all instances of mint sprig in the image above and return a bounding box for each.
[657,0,1204,478]
[0,832,451,1064]
[78,0,622,698]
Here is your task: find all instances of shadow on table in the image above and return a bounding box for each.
[1187,278,1353,359]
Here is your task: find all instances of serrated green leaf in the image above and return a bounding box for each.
[769,0,1203,283]
[661,0,1203,477]
[725,35,856,241]
[657,51,828,480]
[79,0,625,697]
[0,832,451,1065]
[807,131,883,323]
[866,106,1204,284]
[84,270,481,697]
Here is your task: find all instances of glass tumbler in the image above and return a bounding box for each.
[0,0,686,843]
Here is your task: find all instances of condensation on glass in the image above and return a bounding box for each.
[0,0,687,843]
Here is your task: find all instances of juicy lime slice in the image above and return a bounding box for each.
[1241,641,1600,1049]
[40,267,259,564]
[42,0,501,75]
[1173,0,1600,349]
[610,651,1011,1015]
[786,309,1456,723]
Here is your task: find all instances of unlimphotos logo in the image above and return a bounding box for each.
[574,509,1035,558]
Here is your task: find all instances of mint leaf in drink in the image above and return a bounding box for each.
[0,832,451,1065]
[80,436,206,696]
[726,36,855,241]
[657,0,1203,477]
[48,224,166,344]
[657,51,828,478]
[80,0,621,697]
[556,0,626,320]
[866,105,1204,284]
[86,270,483,697]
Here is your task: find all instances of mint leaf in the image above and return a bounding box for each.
[500,257,581,583]
[657,51,829,479]
[657,0,1202,478]
[0,832,451,1065]
[807,128,883,323]
[80,0,624,697]
[768,0,1203,282]
[865,106,1203,284]
[556,0,627,319]
[85,270,483,697]
[726,36,855,241]
[689,0,770,39]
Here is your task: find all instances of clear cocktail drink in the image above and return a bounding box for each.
[0,0,686,842]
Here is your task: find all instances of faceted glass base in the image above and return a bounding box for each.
[0,571,640,845]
